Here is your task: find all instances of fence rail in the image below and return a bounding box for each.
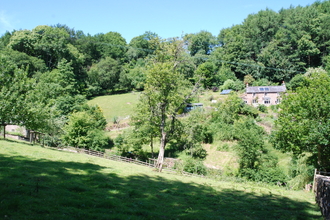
[59,147,208,179]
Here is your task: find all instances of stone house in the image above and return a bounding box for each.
[242,84,286,106]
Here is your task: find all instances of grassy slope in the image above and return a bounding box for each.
[87,92,141,124]
[0,139,321,220]
[86,90,223,124]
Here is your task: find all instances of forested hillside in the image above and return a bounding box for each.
[1,1,330,189]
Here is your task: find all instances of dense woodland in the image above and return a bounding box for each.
[1,1,330,187]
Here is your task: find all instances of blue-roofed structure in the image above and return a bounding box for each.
[220,89,232,95]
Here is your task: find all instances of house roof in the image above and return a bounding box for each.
[246,85,286,93]
[220,89,232,95]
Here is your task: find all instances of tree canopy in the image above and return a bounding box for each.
[272,69,330,170]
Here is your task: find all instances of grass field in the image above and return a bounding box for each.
[87,92,141,124]
[0,139,322,219]
[87,90,226,124]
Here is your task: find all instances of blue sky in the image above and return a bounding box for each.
[1,0,316,43]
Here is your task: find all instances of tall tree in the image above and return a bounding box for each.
[272,69,330,170]
[137,38,200,171]
[96,32,127,61]
[184,31,217,56]
[126,31,158,61]
[86,57,122,95]
[0,55,46,138]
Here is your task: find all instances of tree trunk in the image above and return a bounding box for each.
[155,103,167,172]
[156,132,166,172]
[150,135,154,158]
[3,125,5,139]
[318,145,330,171]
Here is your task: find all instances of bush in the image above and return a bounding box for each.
[241,104,259,118]
[287,154,314,189]
[175,155,207,175]
[62,111,110,150]
[257,104,268,113]
[184,145,207,159]
[270,104,278,112]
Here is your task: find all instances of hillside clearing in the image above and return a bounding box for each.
[87,92,141,125]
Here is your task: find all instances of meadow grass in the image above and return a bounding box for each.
[0,139,322,219]
[87,92,141,124]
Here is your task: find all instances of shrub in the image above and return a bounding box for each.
[287,154,314,189]
[62,111,110,150]
[257,104,268,113]
[175,155,207,175]
[270,104,278,112]
[241,104,259,118]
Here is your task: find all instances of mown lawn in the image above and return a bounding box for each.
[0,139,322,219]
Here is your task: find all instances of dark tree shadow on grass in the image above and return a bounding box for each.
[0,144,322,220]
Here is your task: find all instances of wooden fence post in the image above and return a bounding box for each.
[313,168,317,193]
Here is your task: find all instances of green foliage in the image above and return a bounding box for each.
[251,78,272,86]
[257,104,268,113]
[62,108,109,150]
[243,74,255,85]
[121,63,146,90]
[288,74,308,91]
[287,154,314,190]
[242,153,288,184]
[175,155,207,175]
[126,31,157,61]
[0,48,47,76]
[233,118,265,170]
[216,143,230,151]
[211,94,245,124]
[272,70,330,169]
[217,64,237,85]
[97,31,127,60]
[184,30,217,56]
[219,79,244,91]
[0,55,50,133]
[179,109,211,159]
[195,62,216,89]
[241,104,259,118]
[55,95,87,116]
[87,57,122,96]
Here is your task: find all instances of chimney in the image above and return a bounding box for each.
[246,83,249,88]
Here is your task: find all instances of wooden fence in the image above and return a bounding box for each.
[314,170,330,219]
[61,147,209,179]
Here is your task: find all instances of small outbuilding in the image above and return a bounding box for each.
[185,103,203,112]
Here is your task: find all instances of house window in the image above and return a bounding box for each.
[264,93,268,96]
[252,93,256,97]
[276,98,281,104]
[264,100,270,104]
[252,99,258,104]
